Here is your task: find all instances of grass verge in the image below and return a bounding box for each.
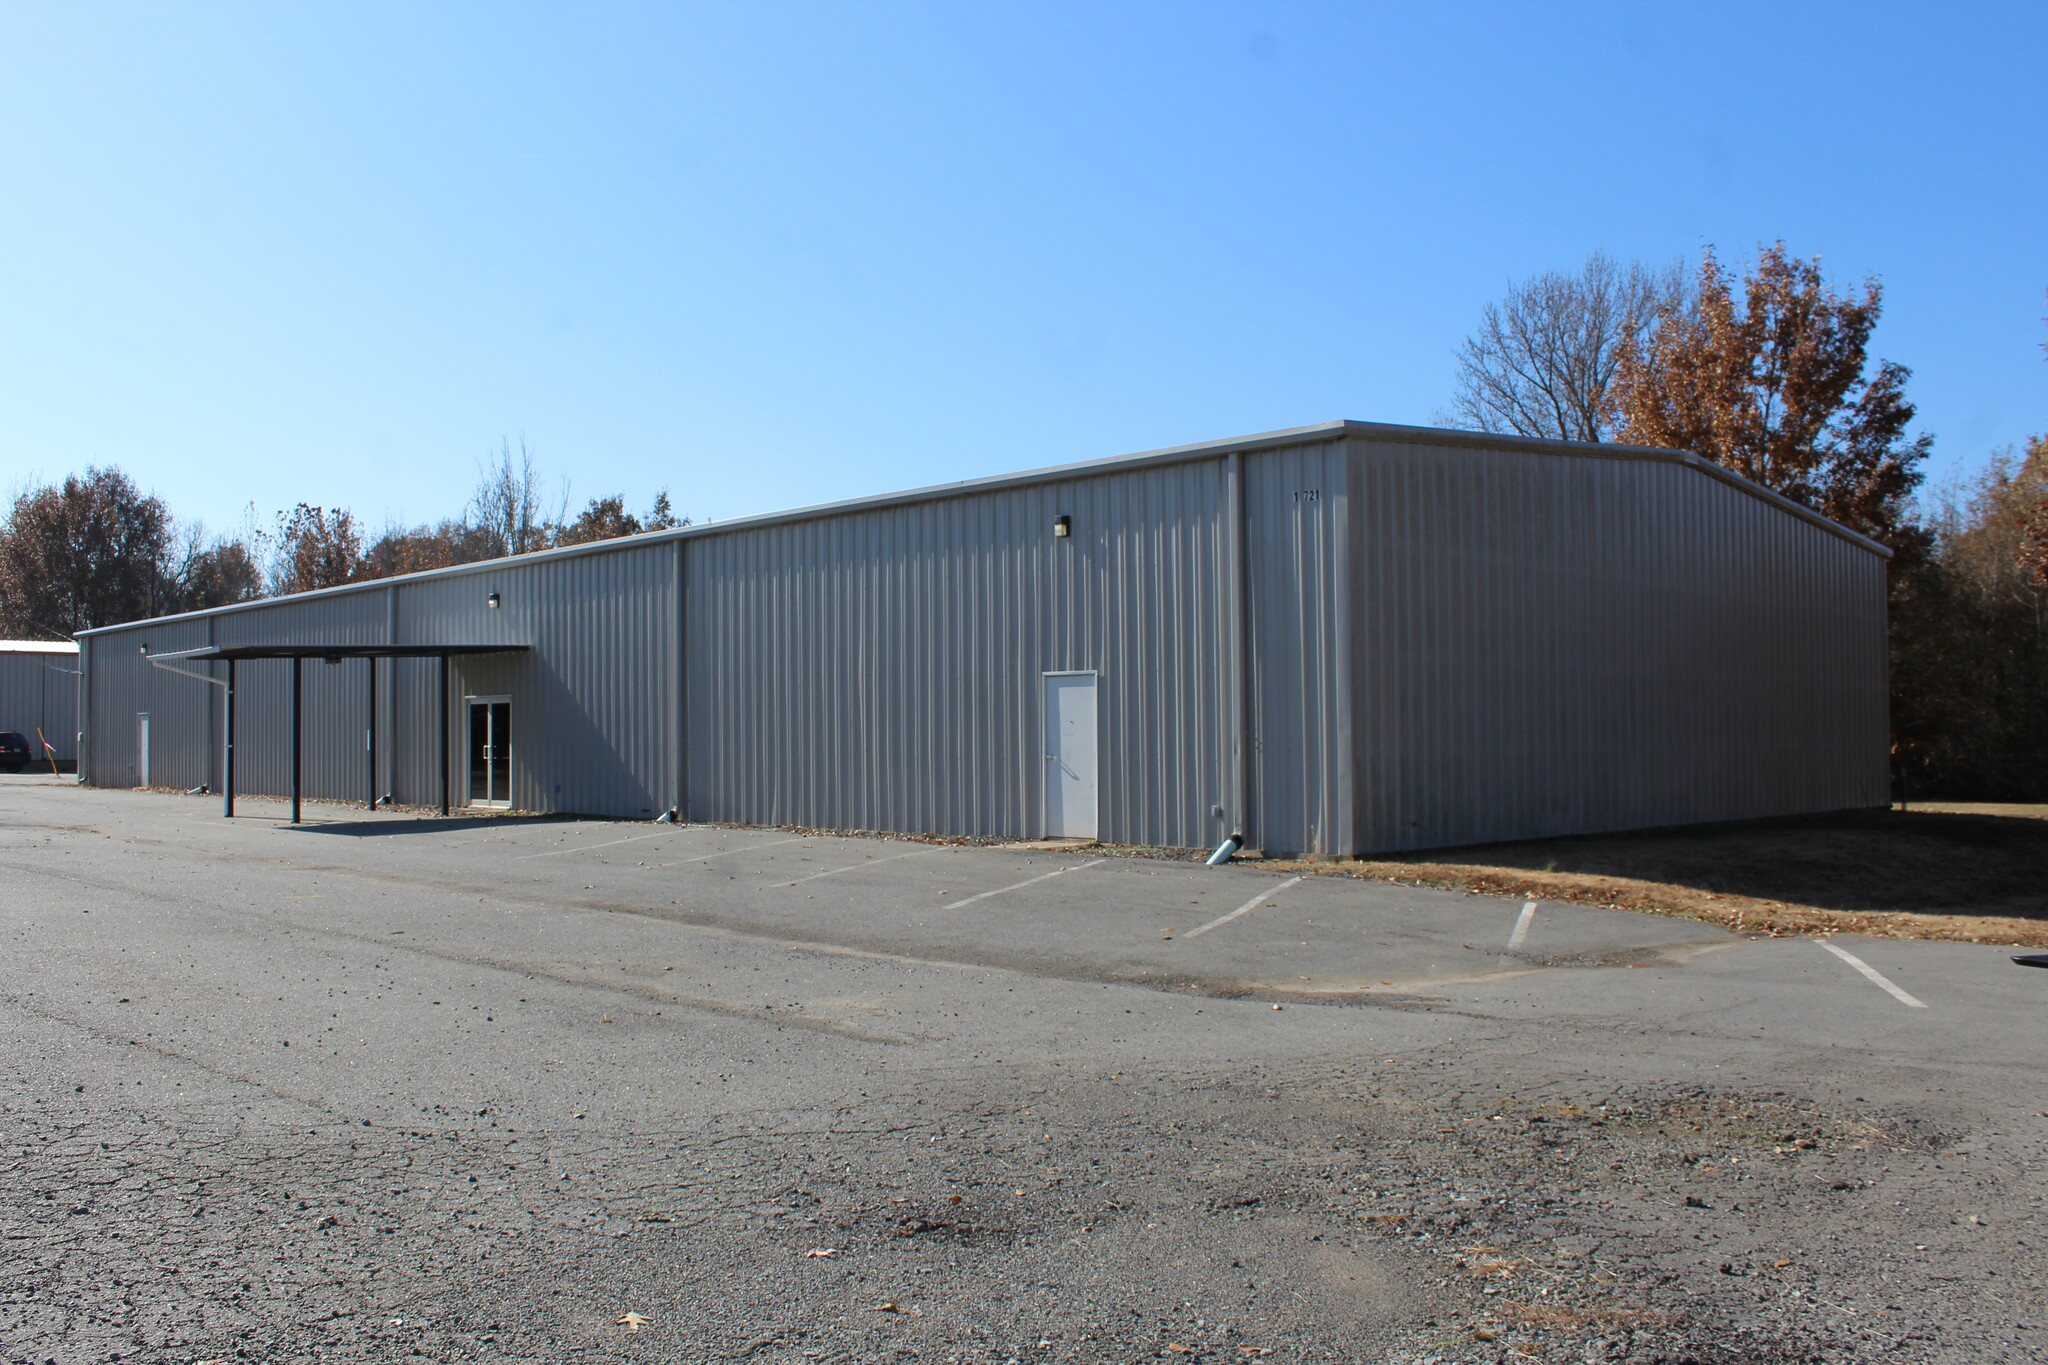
[1261,804,2048,948]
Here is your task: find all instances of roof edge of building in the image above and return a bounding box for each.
[1339,421,1893,558]
[75,419,1886,639]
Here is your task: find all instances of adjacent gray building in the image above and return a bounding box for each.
[0,640,80,768]
[72,421,1891,856]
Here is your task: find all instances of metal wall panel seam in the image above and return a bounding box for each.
[684,536,700,822]
[79,635,91,782]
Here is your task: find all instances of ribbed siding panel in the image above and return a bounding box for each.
[0,652,79,762]
[1348,438,1889,852]
[1244,444,1352,855]
[686,459,1234,845]
[214,595,388,803]
[81,619,212,788]
[393,542,676,816]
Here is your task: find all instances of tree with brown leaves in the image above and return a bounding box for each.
[1890,435,2048,796]
[361,519,502,578]
[1608,243,1931,551]
[554,489,687,547]
[271,504,367,595]
[174,533,265,610]
[0,468,176,637]
[2019,430,2048,584]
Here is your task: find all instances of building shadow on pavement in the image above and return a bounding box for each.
[286,814,577,837]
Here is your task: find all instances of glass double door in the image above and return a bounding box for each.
[466,696,512,808]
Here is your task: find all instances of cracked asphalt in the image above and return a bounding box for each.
[1,779,2043,1364]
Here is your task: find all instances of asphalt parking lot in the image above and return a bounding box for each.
[2,778,2043,1364]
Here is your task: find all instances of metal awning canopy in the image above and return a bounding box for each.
[144,643,530,822]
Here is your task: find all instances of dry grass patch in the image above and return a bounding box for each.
[1264,806,2048,947]
[1495,1301,1669,1331]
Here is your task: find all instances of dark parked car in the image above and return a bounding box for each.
[0,731,32,773]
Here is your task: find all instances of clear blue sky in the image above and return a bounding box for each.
[2,1,2042,536]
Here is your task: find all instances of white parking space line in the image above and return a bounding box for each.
[653,836,812,869]
[519,830,679,859]
[939,859,1105,910]
[1818,939,1929,1008]
[772,846,943,887]
[1183,876,1304,939]
[1507,900,1537,950]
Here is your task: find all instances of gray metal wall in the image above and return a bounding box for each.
[0,649,80,763]
[74,424,1890,857]
[1244,442,1354,856]
[393,541,678,817]
[82,620,211,788]
[1342,435,1891,852]
[686,454,1239,847]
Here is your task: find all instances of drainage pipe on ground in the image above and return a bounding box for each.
[1206,833,1243,866]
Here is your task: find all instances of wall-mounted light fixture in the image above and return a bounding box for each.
[487,592,502,609]
[1052,515,1071,539]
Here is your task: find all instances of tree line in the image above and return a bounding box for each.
[1445,241,2048,798]
[0,441,682,640]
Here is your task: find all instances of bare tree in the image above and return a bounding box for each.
[468,438,563,558]
[1442,251,1685,443]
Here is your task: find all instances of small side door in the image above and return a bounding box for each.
[1041,672,1098,839]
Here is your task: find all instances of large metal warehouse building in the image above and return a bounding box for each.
[73,421,1890,856]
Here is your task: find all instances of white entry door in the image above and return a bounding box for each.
[137,713,150,788]
[1041,672,1098,839]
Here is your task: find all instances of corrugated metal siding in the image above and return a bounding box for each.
[687,458,1234,845]
[81,618,212,788]
[0,652,79,762]
[1244,444,1353,855]
[395,543,676,816]
[1346,437,1890,852]
[215,593,389,803]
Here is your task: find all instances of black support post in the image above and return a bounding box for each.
[366,656,377,810]
[438,654,450,817]
[290,656,303,825]
[223,659,236,817]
